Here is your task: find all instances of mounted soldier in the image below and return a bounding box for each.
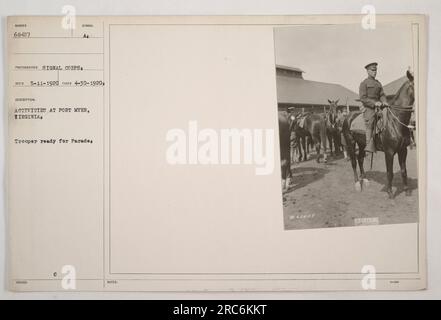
[344,69,415,197]
[359,62,389,153]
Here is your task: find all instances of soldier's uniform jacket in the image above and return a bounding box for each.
[359,77,387,109]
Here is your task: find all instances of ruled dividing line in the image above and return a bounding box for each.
[13,69,104,71]
[13,85,104,88]
[13,36,103,39]
[13,52,104,55]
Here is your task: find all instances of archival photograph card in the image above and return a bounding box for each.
[7,15,427,291]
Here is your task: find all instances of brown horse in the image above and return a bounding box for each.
[336,109,350,160]
[278,110,293,190]
[288,113,302,163]
[342,70,415,198]
[288,112,309,162]
[292,113,328,163]
[326,99,342,156]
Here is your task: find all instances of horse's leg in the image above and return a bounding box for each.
[291,142,295,163]
[321,126,328,163]
[398,147,410,196]
[307,135,312,155]
[291,143,295,163]
[410,129,415,149]
[281,159,287,190]
[322,143,328,163]
[333,131,338,155]
[282,158,292,190]
[357,144,369,188]
[295,135,301,162]
[350,142,361,191]
[336,132,342,155]
[341,132,348,160]
[328,132,334,157]
[314,138,321,163]
[286,161,292,188]
[304,134,309,157]
[291,137,297,163]
[301,136,307,161]
[303,136,306,158]
[342,130,360,190]
[385,151,395,199]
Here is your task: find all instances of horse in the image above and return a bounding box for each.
[342,70,415,198]
[289,116,300,163]
[278,110,294,190]
[289,113,309,162]
[292,112,328,163]
[336,109,350,160]
[325,99,342,157]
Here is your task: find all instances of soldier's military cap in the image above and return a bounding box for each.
[364,62,378,70]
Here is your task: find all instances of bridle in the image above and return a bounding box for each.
[385,80,415,129]
[326,108,337,129]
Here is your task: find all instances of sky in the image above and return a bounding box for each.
[274,23,414,93]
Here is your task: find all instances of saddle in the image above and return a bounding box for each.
[348,109,386,151]
[294,114,308,129]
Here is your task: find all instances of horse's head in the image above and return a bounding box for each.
[327,99,339,110]
[391,70,415,107]
[406,69,415,106]
[326,99,339,128]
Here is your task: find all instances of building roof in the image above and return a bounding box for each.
[276,76,361,107]
[276,65,304,73]
[383,76,407,96]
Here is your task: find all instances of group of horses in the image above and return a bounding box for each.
[289,98,345,164]
[279,70,415,199]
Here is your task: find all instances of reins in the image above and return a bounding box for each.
[385,78,415,130]
[386,105,415,130]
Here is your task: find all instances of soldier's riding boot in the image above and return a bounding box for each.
[365,127,376,153]
[363,108,376,153]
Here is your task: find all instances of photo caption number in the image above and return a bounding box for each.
[172,304,267,318]
[217,304,267,316]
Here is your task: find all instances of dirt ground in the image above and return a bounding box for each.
[283,147,419,230]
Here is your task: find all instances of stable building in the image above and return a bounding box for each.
[276,65,361,113]
[383,76,408,99]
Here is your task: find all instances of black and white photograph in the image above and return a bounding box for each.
[276,24,419,230]
[2,10,431,295]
